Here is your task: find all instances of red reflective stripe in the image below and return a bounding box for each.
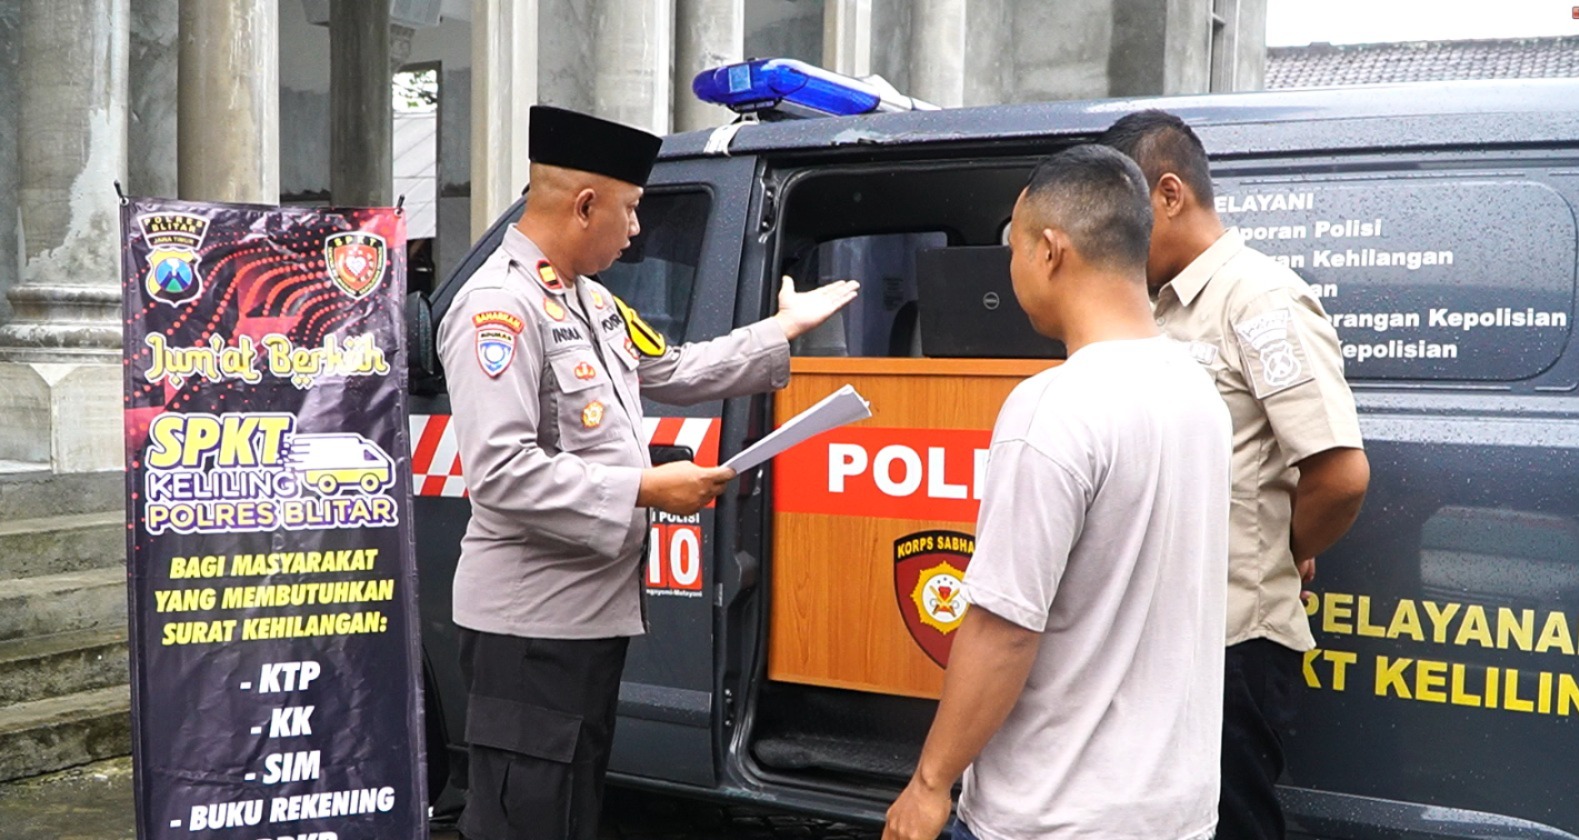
[412,415,448,474]
[652,416,686,447]
[697,419,722,467]
[421,451,462,497]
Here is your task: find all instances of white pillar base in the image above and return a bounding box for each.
[0,361,123,472]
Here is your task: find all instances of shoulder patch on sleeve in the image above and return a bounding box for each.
[472,310,523,378]
[1231,307,1315,399]
[613,295,668,358]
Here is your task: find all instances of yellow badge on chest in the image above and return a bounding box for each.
[581,400,605,428]
[613,296,667,358]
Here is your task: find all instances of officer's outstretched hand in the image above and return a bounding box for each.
[637,461,736,516]
[773,276,860,341]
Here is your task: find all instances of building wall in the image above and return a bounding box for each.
[1231,0,1269,91]
[1014,0,1116,101]
[744,0,824,65]
[278,6,331,199]
[276,1,474,276]
[539,0,596,113]
[69,0,1265,296]
[868,0,913,94]
[963,0,1014,107]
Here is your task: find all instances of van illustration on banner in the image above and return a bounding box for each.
[285,433,396,495]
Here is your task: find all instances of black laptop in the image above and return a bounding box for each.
[914,246,1065,359]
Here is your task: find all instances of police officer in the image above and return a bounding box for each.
[438,105,857,840]
[1100,111,1371,840]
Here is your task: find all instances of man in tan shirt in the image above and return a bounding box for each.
[1101,111,1371,840]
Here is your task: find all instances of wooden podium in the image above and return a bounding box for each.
[767,357,1057,699]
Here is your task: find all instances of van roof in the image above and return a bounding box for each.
[664,78,1579,161]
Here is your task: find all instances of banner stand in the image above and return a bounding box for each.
[120,197,427,840]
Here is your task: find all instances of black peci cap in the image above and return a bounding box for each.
[528,105,663,188]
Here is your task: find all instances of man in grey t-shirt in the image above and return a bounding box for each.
[883,146,1231,840]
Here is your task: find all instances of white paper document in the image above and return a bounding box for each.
[722,384,872,472]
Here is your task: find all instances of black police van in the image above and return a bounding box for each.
[408,75,1579,838]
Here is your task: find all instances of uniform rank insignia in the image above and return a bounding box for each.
[473,311,524,378]
[591,290,607,310]
[581,400,605,428]
[535,259,564,291]
[573,361,597,381]
[1232,307,1315,398]
[543,298,567,322]
[614,296,667,357]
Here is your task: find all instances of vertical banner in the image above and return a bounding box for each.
[120,197,425,840]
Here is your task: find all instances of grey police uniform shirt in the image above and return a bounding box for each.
[438,227,791,639]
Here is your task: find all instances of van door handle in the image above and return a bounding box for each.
[726,550,759,605]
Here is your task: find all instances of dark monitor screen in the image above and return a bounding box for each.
[915,246,1065,359]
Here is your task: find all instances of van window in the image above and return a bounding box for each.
[775,163,1049,359]
[598,190,711,345]
[788,232,947,357]
[1214,179,1578,382]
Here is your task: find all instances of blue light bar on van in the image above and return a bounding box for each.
[693,58,938,119]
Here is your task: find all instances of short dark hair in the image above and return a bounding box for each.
[1096,110,1215,205]
[1020,144,1152,273]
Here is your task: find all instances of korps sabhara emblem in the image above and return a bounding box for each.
[893,529,976,668]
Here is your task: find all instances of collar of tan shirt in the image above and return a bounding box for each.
[1163,228,1246,307]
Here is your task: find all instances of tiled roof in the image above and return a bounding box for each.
[1267,37,1579,89]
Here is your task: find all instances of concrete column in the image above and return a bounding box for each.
[0,0,21,328]
[177,0,278,203]
[1110,0,1210,97]
[909,0,966,107]
[592,0,673,133]
[674,0,743,132]
[330,0,392,206]
[1229,0,1268,91]
[1,0,128,362]
[129,0,177,199]
[470,0,536,238]
[823,0,872,77]
[0,0,129,471]
[962,0,1013,106]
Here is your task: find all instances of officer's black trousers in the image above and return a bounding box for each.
[1218,638,1302,840]
[457,629,630,840]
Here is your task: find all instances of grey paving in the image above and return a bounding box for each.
[0,757,136,840]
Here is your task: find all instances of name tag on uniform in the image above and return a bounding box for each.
[549,325,590,347]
